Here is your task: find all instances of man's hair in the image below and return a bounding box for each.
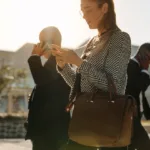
[40,26,62,45]
[137,43,150,56]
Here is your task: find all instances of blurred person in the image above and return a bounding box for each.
[25,26,70,150]
[50,0,131,150]
[144,85,150,118]
[126,43,150,150]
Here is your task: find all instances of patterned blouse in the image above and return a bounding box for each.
[57,28,131,95]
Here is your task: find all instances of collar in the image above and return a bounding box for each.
[131,57,140,66]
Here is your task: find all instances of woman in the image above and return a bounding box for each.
[51,0,131,150]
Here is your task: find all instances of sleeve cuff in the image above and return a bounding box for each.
[56,64,70,74]
[141,69,150,76]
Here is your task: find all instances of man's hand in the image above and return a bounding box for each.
[32,43,44,56]
[138,55,150,70]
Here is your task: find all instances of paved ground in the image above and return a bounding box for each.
[0,122,150,150]
[0,135,150,150]
[0,139,31,150]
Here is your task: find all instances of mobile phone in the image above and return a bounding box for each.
[40,41,52,52]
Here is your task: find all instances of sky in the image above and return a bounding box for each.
[0,0,150,51]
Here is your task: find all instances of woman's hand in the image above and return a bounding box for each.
[56,57,66,69]
[51,44,83,67]
[51,48,66,69]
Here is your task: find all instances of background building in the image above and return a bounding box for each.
[0,43,34,116]
[0,42,140,116]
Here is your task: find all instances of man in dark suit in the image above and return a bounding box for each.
[25,26,70,150]
[126,43,150,150]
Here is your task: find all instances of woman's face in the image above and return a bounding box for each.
[80,0,108,29]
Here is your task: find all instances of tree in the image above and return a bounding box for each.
[0,65,27,93]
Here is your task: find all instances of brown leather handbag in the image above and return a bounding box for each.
[66,32,136,147]
[66,73,136,148]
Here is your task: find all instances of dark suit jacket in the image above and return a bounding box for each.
[126,59,150,119]
[25,55,70,140]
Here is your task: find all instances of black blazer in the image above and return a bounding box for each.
[26,55,70,139]
[126,59,150,119]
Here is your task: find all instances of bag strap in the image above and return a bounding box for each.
[68,38,95,103]
[66,29,118,112]
[102,48,117,99]
[66,40,94,111]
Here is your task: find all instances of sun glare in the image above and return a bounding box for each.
[1,0,149,51]
[0,0,92,51]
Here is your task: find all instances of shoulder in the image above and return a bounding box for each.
[111,30,131,44]
[108,30,131,53]
[129,59,139,66]
[28,55,40,62]
[104,30,131,60]
[128,59,140,73]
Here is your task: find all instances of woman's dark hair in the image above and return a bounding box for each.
[97,0,117,30]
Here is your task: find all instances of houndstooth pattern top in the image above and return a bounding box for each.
[57,28,131,96]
